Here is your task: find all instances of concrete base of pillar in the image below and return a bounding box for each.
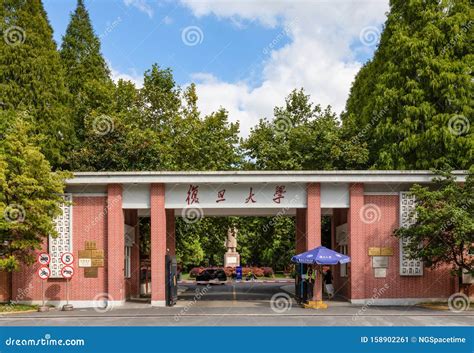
[151,300,166,307]
[303,300,328,309]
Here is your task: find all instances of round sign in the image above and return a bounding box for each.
[61,252,74,266]
[37,252,51,265]
[38,266,51,280]
[61,265,74,279]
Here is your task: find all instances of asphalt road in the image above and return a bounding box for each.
[0,283,472,326]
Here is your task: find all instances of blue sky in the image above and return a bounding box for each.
[43,0,389,135]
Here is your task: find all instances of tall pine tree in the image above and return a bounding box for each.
[343,0,473,169]
[0,0,74,167]
[60,0,114,140]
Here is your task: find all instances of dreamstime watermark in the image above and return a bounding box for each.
[84,17,122,56]
[3,26,26,46]
[270,292,292,313]
[448,292,470,313]
[174,284,210,321]
[181,26,204,46]
[0,283,33,315]
[447,114,470,136]
[92,114,114,136]
[92,292,114,313]
[181,206,204,224]
[359,203,381,224]
[274,116,293,134]
[262,18,298,55]
[5,333,85,347]
[352,283,390,321]
[84,193,121,234]
[4,204,26,223]
[441,20,473,55]
[359,25,381,46]
[263,195,300,233]
[350,105,388,145]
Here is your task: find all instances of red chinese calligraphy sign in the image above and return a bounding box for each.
[273,185,286,203]
[185,184,199,205]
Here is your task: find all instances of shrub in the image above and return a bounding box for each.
[252,267,264,277]
[262,267,274,277]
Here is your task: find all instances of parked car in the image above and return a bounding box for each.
[196,268,227,283]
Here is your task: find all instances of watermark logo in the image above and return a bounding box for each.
[174,284,210,321]
[181,206,204,224]
[270,292,292,313]
[359,26,381,46]
[92,292,114,313]
[359,203,381,224]
[181,26,204,46]
[274,116,293,134]
[3,26,26,46]
[92,115,114,136]
[4,204,26,223]
[447,115,470,136]
[448,292,470,313]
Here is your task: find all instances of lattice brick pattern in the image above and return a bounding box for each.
[49,194,73,278]
[399,192,423,276]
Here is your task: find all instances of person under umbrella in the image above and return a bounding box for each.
[291,246,350,309]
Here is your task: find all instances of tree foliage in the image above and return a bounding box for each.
[0,112,70,271]
[0,0,74,167]
[343,0,473,169]
[394,168,474,283]
[243,89,368,170]
[59,0,114,140]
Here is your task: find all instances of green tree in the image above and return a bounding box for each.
[0,112,70,271]
[243,89,368,170]
[344,0,473,169]
[394,168,473,291]
[0,0,74,166]
[60,0,114,140]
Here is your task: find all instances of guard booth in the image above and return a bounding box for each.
[165,255,178,306]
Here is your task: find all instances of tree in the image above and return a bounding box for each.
[394,168,473,292]
[0,0,75,167]
[343,0,473,169]
[60,0,114,140]
[0,112,70,271]
[243,89,368,170]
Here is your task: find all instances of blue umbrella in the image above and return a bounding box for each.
[291,246,350,265]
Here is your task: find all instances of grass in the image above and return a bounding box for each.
[0,303,38,313]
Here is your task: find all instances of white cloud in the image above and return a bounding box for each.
[180,0,389,136]
[123,0,154,18]
[109,63,144,88]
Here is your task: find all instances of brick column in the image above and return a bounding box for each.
[150,183,167,306]
[306,183,322,301]
[295,208,306,254]
[166,209,176,256]
[107,184,125,303]
[348,183,365,301]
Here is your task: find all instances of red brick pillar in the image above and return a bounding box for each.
[107,184,125,303]
[306,183,322,301]
[150,184,167,306]
[295,208,306,254]
[166,209,176,256]
[349,183,365,301]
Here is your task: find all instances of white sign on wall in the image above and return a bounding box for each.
[399,192,423,276]
[49,194,73,278]
[165,183,307,209]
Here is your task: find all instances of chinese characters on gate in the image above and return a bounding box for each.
[185,184,287,205]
